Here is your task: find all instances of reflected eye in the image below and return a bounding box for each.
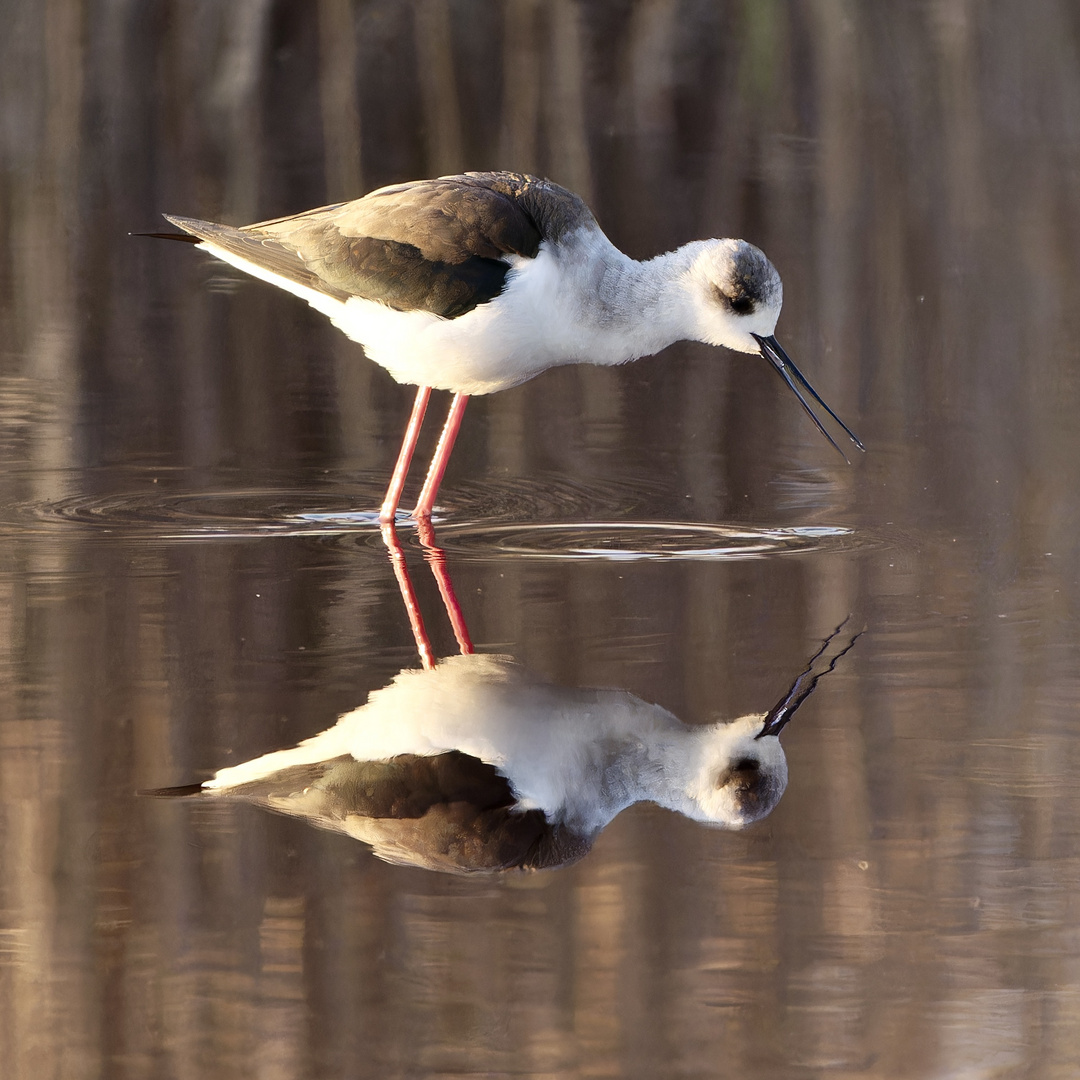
[717,757,761,790]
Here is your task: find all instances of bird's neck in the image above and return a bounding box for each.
[562,721,707,833]
[631,726,712,818]
[581,239,705,364]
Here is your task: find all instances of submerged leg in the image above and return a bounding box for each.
[379,385,432,523]
[412,393,470,520]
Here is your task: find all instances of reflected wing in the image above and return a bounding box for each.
[206,750,593,874]
[344,798,593,874]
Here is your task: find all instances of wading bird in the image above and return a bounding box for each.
[157,172,863,520]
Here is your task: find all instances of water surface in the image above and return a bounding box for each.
[2,3,1080,1078]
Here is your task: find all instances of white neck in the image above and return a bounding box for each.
[557,722,709,834]
[552,235,706,366]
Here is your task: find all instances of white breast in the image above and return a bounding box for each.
[329,230,685,395]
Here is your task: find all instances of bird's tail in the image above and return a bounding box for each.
[136,782,206,798]
[129,231,200,243]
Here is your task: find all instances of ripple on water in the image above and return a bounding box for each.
[19,475,869,561]
[30,489,384,538]
[427,521,857,561]
[23,472,660,539]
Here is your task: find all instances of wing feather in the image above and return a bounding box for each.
[164,172,596,319]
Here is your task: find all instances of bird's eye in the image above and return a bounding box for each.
[728,295,754,315]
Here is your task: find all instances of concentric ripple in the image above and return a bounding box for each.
[32,489,384,538]
[22,472,669,540]
[429,521,857,561]
[21,477,866,562]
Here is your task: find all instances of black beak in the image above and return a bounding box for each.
[751,333,865,461]
[756,618,863,740]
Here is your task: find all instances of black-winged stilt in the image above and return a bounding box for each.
[142,623,860,874]
[158,171,864,521]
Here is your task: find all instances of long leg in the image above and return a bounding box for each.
[379,385,431,523]
[417,517,474,655]
[412,393,469,520]
[380,521,436,670]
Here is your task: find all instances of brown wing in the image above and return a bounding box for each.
[165,172,596,319]
[195,750,594,874]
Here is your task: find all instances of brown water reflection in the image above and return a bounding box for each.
[2,2,1080,1078]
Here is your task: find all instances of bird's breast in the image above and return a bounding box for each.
[326,236,656,394]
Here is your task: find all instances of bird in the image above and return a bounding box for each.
[156,171,864,522]
[142,622,860,875]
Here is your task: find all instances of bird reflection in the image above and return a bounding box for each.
[148,549,860,873]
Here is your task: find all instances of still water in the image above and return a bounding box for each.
[3,2,1080,1077]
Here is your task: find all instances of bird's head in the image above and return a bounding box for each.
[684,239,864,459]
[686,238,784,353]
[683,714,790,828]
[682,619,863,828]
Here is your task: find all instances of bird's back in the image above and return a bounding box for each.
[167,171,597,319]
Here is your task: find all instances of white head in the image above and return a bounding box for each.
[676,619,863,828]
[682,239,864,459]
[682,714,790,827]
[685,238,784,353]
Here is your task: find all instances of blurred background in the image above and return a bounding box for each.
[2,1,1080,1077]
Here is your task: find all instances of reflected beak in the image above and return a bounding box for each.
[751,333,865,461]
[756,618,863,740]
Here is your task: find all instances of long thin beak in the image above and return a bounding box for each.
[755,618,863,740]
[751,333,865,461]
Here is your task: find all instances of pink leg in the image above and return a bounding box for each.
[379,386,431,523]
[412,393,470,520]
[381,521,436,670]
[417,517,474,655]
